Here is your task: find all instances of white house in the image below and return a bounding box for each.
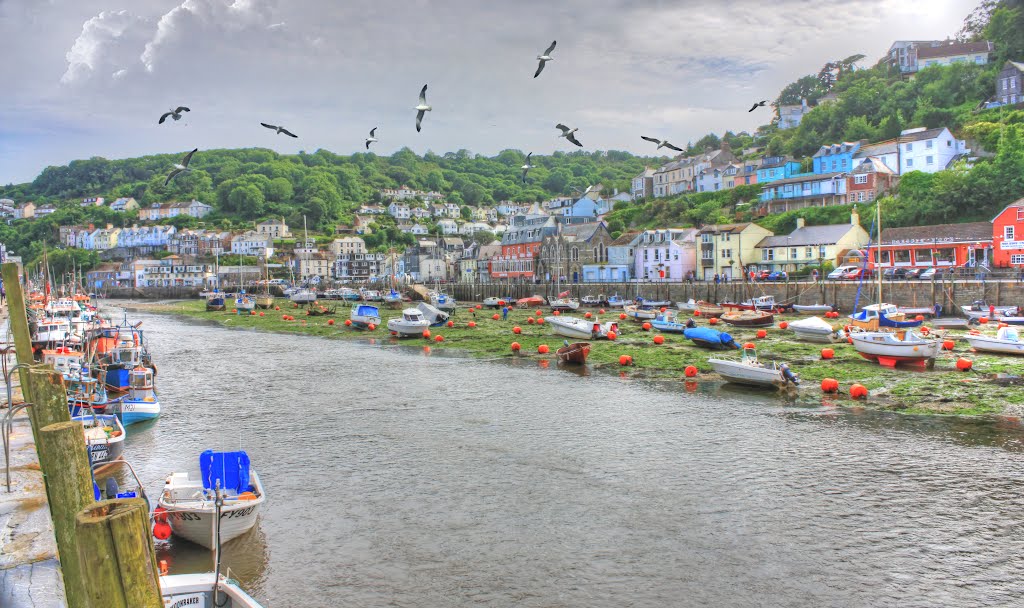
[329,236,366,257]
[897,127,968,175]
[437,219,459,235]
[257,218,291,239]
[458,221,491,236]
[81,197,105,207]
[387,202,411,219]
[230,231,275,257]
[633,228,699,282]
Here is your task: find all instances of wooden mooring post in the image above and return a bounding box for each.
[74,499,163,608]
[2,262,35,400]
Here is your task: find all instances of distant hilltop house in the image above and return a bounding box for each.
[0,199,15,217]
[81,196,105,207]
[778,98,812,130]
[380,186,445,203]
[35,203,58,216]
[887,39,993,76]
[257,217,291,240]
[994,60,1023,107]
[110,197,140,212]
[140,200,212,221]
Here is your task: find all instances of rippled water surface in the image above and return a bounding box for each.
[118,310,1024,607]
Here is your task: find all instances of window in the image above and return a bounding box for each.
[905,143,913,152]
[946,140,952,147]
[1012,254,1024,265]
[975,56,985,64]
[934,247,956,264]
[819,245,828,258]
[702,250,713,260]
[790,248,798,259]
[805,246,813,259]
[926,140,933,149]
[643,250,648,261]
[1007,226,1016,241]
[702,233,712,243]
[841,158,847,168]
[926,156,934,165]
[853,174,868,184]
[831,160,837,170]
[906,158,914,168]
[724,233,731,242]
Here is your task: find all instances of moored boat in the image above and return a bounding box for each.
[961,300,1019,321]
[548,297,580,312]
[73,413,126,470]
[696,301,724,318]
[157,450,265,549]
[720,310,774,327]
[415,302,450,326]
[545,315,618,340]
[605,294,628,308]
[556,341,590,364]
[350,304,381,329]
[383,289,404,308]
[850,329,942,368]
[709,344,800,388]
[430,291,457,312]
[580,295,602,306]
[255,294,275,309]
[721,295,776,312]
[788,316,841,343]
[235,293,256,312]
[160,572,265,608]
[109,366,160,425]
[516,295,546,308]
[289,288,318,305]
[389,308,433,337]
[651,311,694,334]
[792,303,835,314]
[623,304,657,321]
[849,303,920,331]
[483,297,507,309]
[683,327,739,350]
[676,299,698,312]
[206,292,226,312]
[965,326,1024,355]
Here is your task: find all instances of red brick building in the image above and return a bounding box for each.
[992,198,1024,269]
[847,157,898,204]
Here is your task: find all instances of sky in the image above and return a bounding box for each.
[0,0,980,184]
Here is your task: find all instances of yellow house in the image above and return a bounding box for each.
[753,210,869,273]
[92,225,122,251]
[697,222,774,280]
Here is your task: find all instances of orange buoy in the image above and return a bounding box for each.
[694,310,702,317]
[709,317,719,325]
[447,320,454,328]
[956,357,973,371]
[821,348,835,360]
[915,315,925,321]
[468,321,477,328]
[642,322,652,331]
[653,335,665,345]
[619,313,627,320]
[535,310,542,316]
[538,344,550,354]
[476,304,482,309]
[942,340,955,350]
[435,335,444,343]
[999,322,1008,328]
[250,311,256,316]
[422,329,431,339]
[660,307,667,313]
[756,329,767,339]
[232,309,238,313]
[513,326,522,334]
[619,354,632,366]
[980,317,989,324]
[684,365,698,377]
[511,341,521,352]
[584,312,592,319]
[849,383,868,399]
[779,321,789,329]
[537,318,545,325]
[344,319,352,326]
[821,378,839,393]
[327,319,335,325]
[153,522,172,540]
[743,342,756,349]
[492,313,500,320]
[847,337,854,344]
[259,312,265,317]
[527,317,535,324]
[553,310,561,316]
[368,323,376,330]
[607,331,617,341]
[599,309,606,314]
[921,326,930,335]
[274,306,280,311]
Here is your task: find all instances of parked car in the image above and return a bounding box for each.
[904,267,926,280]
[757,269,772,280]
[766,271,789,281]
[883,268,907,280]
[827,265,857,280]
[842,268,874,280]
[919,267,951,281]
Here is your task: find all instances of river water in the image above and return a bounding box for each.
[119,310,1024,607]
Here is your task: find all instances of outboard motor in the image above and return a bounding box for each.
[686,318,696,329]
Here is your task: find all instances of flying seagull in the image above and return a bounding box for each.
[164,148,197,186]
[556,123,582,147]
[640,136,684,152]
[521,152,534,183]
[158,106,190,124]
[260,122,298,137]
[415,84,432,132]
[534,40,557,78]
[365,127,378,149]
[748,100,768,112]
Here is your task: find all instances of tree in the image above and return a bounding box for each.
[470,231,497,246]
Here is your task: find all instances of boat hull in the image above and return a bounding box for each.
[708,360,788,388]
[851,333,941,368]
[387,320,431,337]
[792,304,834,314]
[720,311,774,327]
[111,398,161,425]
[965,335,1024,355]
[255,296,275,309]
[159,474,265,549]
[556,342,590,364]
[792,328,837,343]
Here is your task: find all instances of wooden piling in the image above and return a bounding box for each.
[39,420,96,608]
[2,262,35,399]
[25,366,71,444]
[74,499,163,608]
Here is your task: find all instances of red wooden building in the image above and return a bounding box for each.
[992,198,1024,269]
[870,222,993,270]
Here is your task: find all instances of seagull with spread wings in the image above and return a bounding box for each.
[415,85,432,132]
[164,148,197,186]
[260,122,298,138]
[521,153,534,183]
[556,124,582,147]
[534,40,556,78]
[366,127,378,149]
[640,136,684,152]
[158,106,190,124]
[748,100,768,112]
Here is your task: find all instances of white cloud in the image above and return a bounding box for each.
[60,9,153,85]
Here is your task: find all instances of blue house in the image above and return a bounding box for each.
[756,156,804,183]
[758,172,848,214]
[563,195,611,218]
[812,141,861,174]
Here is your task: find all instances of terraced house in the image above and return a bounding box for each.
[697,223,773,281]
[535,223,612,283]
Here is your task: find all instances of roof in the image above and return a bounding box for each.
[698,223,755,234]
[635,168,656,178]
[559,223,604,242]
[757,223,857,248]
[610,231,640,246]
[898,127,949,143]
[879,221,992,245]
[852,157,896,175]
[1004,61,1024,73]
[759,157,799,170]
[992,197,1024,221]
[854,139,897,157]
[813,141,861,158]
[916,40,993,60]
[763,171,845,187]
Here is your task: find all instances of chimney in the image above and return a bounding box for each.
[795,217,806,230]
[721,140,731,154]
[851,207,860,226]
[106,223,113,230]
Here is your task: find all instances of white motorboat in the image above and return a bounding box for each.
[31,317,76,346]
[961,300,1019,320]
[709,345,800,388]
[157,450,265,549]
[360,289,383,302]
[623,304,657,321]
[289,288,318,305]
[676,299,698,312]
[580,295,602,306]
[160,572,264,608]
[637,297,672,308]
[415,302,450,326]
[544,315,618,340]
[788,316,841,343]
[851,330,942,367]
[483,297,508,309]
[430,291,457,312]
[792,303,834,314]
[350,304,381,328]
[605,295,628,308]
[389,308,433,337]
[965,326,1024,355]
[548,297,580,312]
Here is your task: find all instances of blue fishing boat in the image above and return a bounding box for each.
[350,304,381,329]
[73,413,126,470]
[66,372,122,417]
[108,366,160,425]
[206,291,226,311]
[651,311,695,334]
[683,327,740,350]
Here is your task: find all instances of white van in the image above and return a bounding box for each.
[827,265,857,280]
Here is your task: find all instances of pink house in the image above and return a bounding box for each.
[633,228,699,281]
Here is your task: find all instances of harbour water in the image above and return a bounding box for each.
[124,310,1024,607]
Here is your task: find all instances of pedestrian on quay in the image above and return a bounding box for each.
[714,273,720,285]
[502,306,509,321]
[990,304,996,318]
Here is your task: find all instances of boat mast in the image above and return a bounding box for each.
[875,200,882,305]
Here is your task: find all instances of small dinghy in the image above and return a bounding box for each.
[517,295,546,308]
[383,289,404,307]
[720,310,774,327]
[430,292,458,312]
[966,326,1024,355]
[651,311,694,334]
[851,329,942,368]
[235,294,256,313]
[605,294,628,308]
[483,297,507,309]
[683,327,739,350]
[696,301,724,318]
[73,413,126,470]
[389,308,433,337]
[676,299,698,312]
[792,303,835,314]
[849,303,920,331]
[788,316,841,343]
[549,297,580,312]
[623,304,657,321]
[961,300,1019,321]
[556,341,590,364]
[161,572,265,608]
[636,297,672,308]
[545,315,618,340]
[416,302,450,326]
[709,344,800,388]
[206,292,226,312]
[157,450,266,549]
[350,304,381,329]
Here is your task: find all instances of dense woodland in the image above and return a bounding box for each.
[3,0,1024,272]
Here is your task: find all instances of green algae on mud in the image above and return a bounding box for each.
[119,299,1024,417]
